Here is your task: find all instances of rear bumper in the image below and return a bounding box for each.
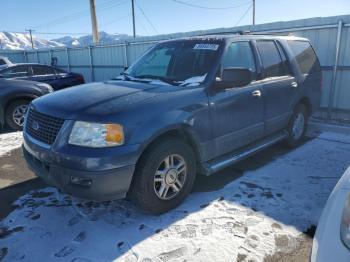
[23,145,135,201]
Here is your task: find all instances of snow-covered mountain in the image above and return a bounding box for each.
[0,32,64,50]
[52,31,132,47]
[0,31,133,50]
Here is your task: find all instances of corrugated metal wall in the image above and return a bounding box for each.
[1,15,349,119]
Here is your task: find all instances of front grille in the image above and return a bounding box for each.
[26,109,65,145]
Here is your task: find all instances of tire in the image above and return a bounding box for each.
[285,104,308,148]
[129,137,196,214]
[5,99,30,131]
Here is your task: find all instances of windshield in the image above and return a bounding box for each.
[125,40,222,86]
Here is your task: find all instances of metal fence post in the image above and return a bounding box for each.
[123,42,128,68]
[36,50,39,63]
[328,20,343,119]
[49,49,52,65]
[66,48,71,72]
[88,45,95,82]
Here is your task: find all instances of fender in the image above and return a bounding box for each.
[128,109,204,161]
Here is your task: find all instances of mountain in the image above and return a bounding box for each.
[52,31,132,47]
[0,31,133,50]
[0,32,64,50]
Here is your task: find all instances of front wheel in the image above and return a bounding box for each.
[285,104,308,147]
[5,100,30,131]
[129,138,196,214]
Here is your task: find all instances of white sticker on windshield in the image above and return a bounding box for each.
[193,44,219,51]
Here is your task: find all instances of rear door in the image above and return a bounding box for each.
[30,65,57,87]
[209,41,264,158]
[255,40,298,135]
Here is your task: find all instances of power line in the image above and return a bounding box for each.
[170,0,251,10]
[135,14,150,34]
[234,4,253,27]
[135,1,159,34]
[31,0,129,30]
[100,14,131,27]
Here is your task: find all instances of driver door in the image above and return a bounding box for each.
[209,41,264,158]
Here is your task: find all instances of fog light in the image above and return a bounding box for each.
[70,176,92,187]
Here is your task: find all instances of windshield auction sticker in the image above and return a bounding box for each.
[193,44,219,50]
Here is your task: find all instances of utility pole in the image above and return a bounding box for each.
[252,0,256,26]
[131,0,136,38]
[25,29,35,49]
[89,0,99,44]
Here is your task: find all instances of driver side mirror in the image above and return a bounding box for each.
[215,67,252,89]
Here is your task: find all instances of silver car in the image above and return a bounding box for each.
[311,166,350,261]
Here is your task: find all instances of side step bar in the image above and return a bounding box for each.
[201,130,288,176]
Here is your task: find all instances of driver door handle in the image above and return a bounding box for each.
[251,90,261,98]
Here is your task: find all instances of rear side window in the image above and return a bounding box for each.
[0,65,30,78]
[288,41,320,74]
[0,59,6,65]
[256,41,286,78]
[32,65,55,76]
[222,41,256,79]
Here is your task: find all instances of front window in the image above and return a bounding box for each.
[125,40,222,86]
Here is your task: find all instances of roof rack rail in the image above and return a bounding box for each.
[198,30,251,36]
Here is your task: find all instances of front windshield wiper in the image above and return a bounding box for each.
[134,75,179,86]
[111,72,151,83]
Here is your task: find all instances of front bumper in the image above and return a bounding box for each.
[23,132,139,201]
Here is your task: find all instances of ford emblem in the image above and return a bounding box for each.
[32,121,40,131]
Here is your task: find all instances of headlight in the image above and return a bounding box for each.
[340,192,350,250]
[69,121,124,147]
[35,83,54,93]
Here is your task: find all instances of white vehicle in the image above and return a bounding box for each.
[311,166,350,262]
[0,56,13,69]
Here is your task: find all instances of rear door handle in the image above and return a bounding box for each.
[251,90,261,98]
[291,82,298,88]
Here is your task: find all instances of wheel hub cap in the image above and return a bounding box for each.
[165,169,178,185]
[153,154,187,200]
[12,104,28,127]
[292,113,305,139]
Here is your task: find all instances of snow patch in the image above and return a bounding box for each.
[0,132,22,157]
[0,132,349,261]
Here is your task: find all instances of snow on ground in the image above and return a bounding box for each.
[0,132,350,262]
[0,132,22,157]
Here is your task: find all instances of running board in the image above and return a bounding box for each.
[201,130,288,176]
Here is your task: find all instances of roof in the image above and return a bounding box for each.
[165,33,308,43]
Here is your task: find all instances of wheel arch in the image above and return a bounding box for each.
[298,97,312,116]
[136,126,202,167]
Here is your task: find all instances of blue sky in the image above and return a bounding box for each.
[1,0,349,39]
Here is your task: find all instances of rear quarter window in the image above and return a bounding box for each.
[288,40,321,75]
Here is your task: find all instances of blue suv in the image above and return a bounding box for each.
[22,34,322,214]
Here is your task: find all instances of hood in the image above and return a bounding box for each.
[0,78,52,93]
[32,80,170,120]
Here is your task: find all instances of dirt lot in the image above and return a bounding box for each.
[0,130,349,262]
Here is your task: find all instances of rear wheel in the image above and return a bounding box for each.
[5,100,30,131]
[130,137,196,214]
[285,104,308,147]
